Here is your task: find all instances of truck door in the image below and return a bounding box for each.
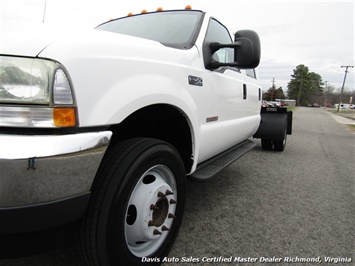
[244,68,262,117]
[197,18,260,162]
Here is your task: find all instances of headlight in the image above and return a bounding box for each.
[0,56,77,128]
[0,56,54,104]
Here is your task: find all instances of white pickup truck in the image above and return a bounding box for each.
[0,7,291,266]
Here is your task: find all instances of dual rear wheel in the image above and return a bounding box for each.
[261,130,287,152]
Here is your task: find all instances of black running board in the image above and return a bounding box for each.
[191,139,256,180]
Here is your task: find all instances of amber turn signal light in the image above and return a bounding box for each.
[53,108,77,127]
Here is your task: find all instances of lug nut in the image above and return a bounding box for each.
[162,225,170,231]
[158,191,166,197]
[168,213,176,219]
[166,190,174,195]
[169,199,177,204]
[148,220,155,226]
[153,229,162,235]
[150,204,159,211]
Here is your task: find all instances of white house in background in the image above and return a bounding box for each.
[275,99,296,107]
[334,103,351,109]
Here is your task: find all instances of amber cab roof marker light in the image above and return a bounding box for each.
[127,6,192,17]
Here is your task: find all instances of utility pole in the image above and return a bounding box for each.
[271,78,275,101]
[297,80,303,106]
[324,81,328,108]
[337,65,354,111]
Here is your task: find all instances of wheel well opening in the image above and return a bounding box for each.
[107,104,193,173]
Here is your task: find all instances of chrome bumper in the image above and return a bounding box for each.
[0,131,112,207]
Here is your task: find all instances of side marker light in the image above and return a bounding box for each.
[53,108,77,127]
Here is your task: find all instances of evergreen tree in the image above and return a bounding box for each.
[287,64,324,106]
[263,86,285,101]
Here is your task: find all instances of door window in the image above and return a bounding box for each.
[204,19,234,65]
[246,69,257,79]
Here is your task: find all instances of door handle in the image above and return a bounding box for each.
[243,84,247,100]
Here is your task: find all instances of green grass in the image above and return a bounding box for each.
[327,109,355,114]
[286,106,297,112]
[345,124,355,131]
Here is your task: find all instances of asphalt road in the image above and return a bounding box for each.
[1,107,354,265]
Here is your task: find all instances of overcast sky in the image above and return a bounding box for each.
[0,0,354,94]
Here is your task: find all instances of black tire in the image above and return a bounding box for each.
[261,139,273,150]
[80,138,186,266]
[274,131,287,152]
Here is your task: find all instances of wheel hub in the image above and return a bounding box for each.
[151,197,169,227]
[124,165,177,257]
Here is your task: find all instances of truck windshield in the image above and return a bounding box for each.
[96,10,204,49]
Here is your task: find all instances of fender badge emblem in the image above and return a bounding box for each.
[188,75,203,86]
[206,116,218,122]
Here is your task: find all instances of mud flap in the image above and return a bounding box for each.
[253,107,292,141]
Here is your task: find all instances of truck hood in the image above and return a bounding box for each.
[1,28,168,59]
[0,28,56,57]
[38,29,172,63]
